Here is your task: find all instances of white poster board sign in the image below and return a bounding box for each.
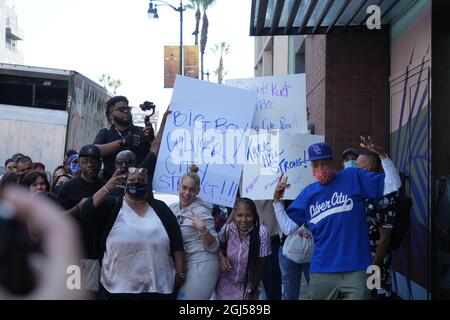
[226,74,307,133]
[153,76,257,207]
[242,132,324,200]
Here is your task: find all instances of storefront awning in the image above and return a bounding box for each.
[250,0,417,36]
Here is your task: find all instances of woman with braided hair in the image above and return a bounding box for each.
[215,197,271,300]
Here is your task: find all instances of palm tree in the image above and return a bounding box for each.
[211,41,230,84]
[98,73,111,89]
[186,0,201,45]
[108,79,123,95]
[199,0,216,80]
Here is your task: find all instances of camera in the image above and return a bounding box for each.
[139,101,156,117]
[0,201,36,295]
[139,101,156,141]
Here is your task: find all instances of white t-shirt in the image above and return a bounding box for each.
[101,201,175,294]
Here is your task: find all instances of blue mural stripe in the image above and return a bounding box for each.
[398,56,427,171]
[394,46,416,165]
[409,207,425,271]
[411,159,428,223]
[410,95,428,164]
[409,83,429,156]
[394,71,411,166]
[393,269,399,292]
[410,118,429,158]
[419,158,431,219]
[395,246,409,284]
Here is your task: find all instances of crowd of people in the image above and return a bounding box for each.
[0,95,402,300]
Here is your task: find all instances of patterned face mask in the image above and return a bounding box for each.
[125,182,148,197]
[312,166,335,184]
[70,163,80,175]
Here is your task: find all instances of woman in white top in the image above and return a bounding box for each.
[82,167,185,300]
[169,165,220,300]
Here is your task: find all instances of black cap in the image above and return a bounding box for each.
[342,148,360,160]
[78,145,101,159]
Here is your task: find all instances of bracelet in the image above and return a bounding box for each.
[176,272,186,280]
[103,186,111,193]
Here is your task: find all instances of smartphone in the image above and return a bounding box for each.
[0,202,36,295]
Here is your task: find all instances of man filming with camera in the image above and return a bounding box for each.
[93,96,155,180]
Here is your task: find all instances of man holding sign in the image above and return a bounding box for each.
[272,137,401,300]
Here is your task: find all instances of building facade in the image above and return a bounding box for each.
[0,0,24,64]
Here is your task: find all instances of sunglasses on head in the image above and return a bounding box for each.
[128,167,147,174]
[116,160,135,167]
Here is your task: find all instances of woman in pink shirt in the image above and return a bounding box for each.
[215,198,271,300]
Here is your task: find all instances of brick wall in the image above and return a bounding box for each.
[306,32,388,167]
[305,35,327,135]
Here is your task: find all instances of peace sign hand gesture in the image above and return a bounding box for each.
[273,173,290,202]
[184,210,207,234]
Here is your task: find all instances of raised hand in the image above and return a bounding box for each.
[105,169,127,191]
[184,210,207,233]
[273,173,290,202]
[360,136,387,159]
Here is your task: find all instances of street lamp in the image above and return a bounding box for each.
[148,0,186,76]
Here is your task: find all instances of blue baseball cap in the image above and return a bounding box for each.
[308,142,333,161]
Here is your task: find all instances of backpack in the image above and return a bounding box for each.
[389,195,413,251]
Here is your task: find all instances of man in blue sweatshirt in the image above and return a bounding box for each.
[272,136,401,300]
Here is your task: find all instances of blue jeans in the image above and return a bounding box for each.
[262,241,282,300]
[278,247,311,300]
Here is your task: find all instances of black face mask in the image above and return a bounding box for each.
[126,182,147,197]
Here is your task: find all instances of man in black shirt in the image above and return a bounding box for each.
[93,96,154,181]
[57,144,105,257]
[357,151,396,299]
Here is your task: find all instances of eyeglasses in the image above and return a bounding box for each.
[128,167,147,174]
[113,106,131,113]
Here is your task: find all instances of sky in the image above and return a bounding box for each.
[7,0,255,122]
